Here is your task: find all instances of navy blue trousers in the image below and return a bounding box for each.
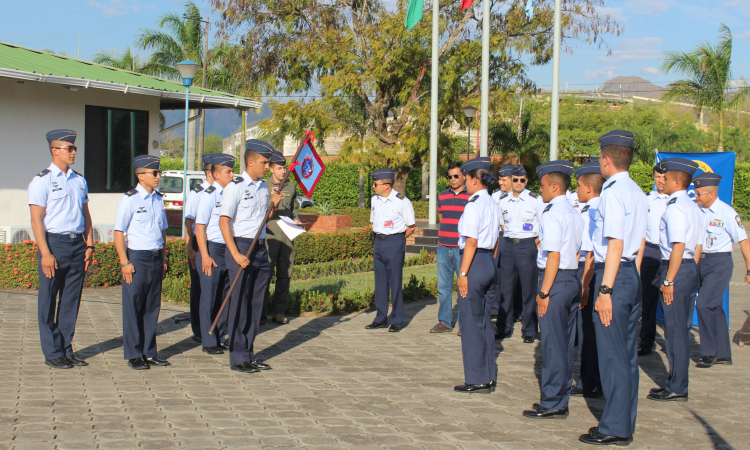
[659,259,698,395]
[122,250,163,360]
[538,268,579,410]
[498,238,538,337]
[593,262,640,438]
[189,238,201,339]
[638,243,662,349]
[197,242,229,348]
[226,238,270,365]
[575,260,600,391]
[697,253,733,359]
[37,233,86,360]
[373,233,406,326]
[490,231,503,316]
[458,250,497,385]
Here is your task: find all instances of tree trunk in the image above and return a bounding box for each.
[393,167,410,197]
[187,109,198,171]
[197,108,206,167]
[358,172,365,208]
[718,110,724,152]
[421,160,429,202]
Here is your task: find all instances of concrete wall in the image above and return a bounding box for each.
[0,77,161,228]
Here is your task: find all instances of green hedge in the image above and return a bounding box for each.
[733,163,750,220]
[293,228,373,264]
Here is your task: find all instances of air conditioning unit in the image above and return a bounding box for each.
[92,224,116,243]
[0,226,35,244]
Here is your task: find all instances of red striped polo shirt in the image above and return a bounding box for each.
[437,187,471,247]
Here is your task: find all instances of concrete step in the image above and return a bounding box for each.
[415,236,439,246]
[406,244,437,255]
[421,228,439,237]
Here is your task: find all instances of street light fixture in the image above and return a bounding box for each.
[176,59,201,238]
[462,105,478,161]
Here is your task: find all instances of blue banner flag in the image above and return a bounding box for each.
[290,132,326,198]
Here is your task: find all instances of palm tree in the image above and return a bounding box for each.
[489,111,550,173]
[92,47,146,72]
[661,24,750,151]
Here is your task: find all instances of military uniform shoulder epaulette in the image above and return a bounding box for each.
[580,205,590,213]
[71,169,82,176]
[603,180,617,191]
[36,169,50,177]
[396,193,405,200]
[205,186,216,194]
[469,195,478,203]
[125,189,137,197]
[193,185,204,193]
[668,197,677,205]
[543,204,553,213]
[232,176,244,184]
[499,193,509,200]
[528,192,539,199]
[154,189,163,197]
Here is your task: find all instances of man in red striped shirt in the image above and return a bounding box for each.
[431,162,471,333]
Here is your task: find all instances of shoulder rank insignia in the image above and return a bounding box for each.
[205,186,216,194]
[469,195,478,203]
[736,215,743,229]
[37,169,50,177]
[396,193,405,200]
[125,189,137,197]
[72,169,82,176]
[543,204,553,213]
[499,193,509,200]
[581,205,590,213]
[603,180,616,191]
[154,190,163,197]
[528,192,539,199]
[668,197,677,205]
[232,176,244,184]
[193,185,204,193]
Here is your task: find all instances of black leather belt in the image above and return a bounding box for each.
[661,258,696,264]
[594,261,636,270]
[235,237,265,246]
[208,241,226,249]
[701,252,731,259]
[504,237,536,244]
[48,232,82,240]
[539,268,578,273]
[375,232,405,240]
[645,242,660,249]
[128,249,162,256]
[460,248,492,255]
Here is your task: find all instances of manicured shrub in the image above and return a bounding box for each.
[293,228,373,264]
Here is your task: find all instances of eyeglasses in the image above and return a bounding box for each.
[695,191,713,197]
[372,182,388,187]
[512,178,527,183]
[137,170,161,177]
[52,146,77,152]
[447,174,461,180]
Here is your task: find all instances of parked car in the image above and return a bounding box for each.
[297,194,314,209]
[158,170,206,210]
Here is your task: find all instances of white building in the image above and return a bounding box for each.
[0,42,260,243]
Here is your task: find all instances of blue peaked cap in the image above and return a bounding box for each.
[693,172,721,188]
[536,160,575,178]
[461,157,491,175]
[599,130,634,149]
[133,155,160,170]
[212,154,236,168]
[46,129,77,144]
[245,139,274,158]
[656,157,699,176]
[371,168,396,181]
[498,164,515,177]
[574,161,602,178]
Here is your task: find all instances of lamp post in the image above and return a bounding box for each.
[176,59,200,238]
[462,106,478,161]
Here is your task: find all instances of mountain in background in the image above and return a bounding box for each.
[161,104,274,138]
[599,76,665,99]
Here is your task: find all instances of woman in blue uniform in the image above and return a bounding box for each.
[454,157,501,394]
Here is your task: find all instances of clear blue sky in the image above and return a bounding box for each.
[2,0,749,94]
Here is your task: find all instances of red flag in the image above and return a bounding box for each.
[460,0,473,11]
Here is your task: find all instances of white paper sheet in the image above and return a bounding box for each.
[277,216,307,241]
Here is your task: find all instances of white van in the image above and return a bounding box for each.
[159,170,206,210]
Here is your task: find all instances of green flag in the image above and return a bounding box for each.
[405,0,423,30]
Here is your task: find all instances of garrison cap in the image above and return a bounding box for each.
[212,154,236,168]
[599,130,634,149]
[585,156,600,163]
[202,153,215,168]
[574,161,602,178]
[510,165,527,177]
[371,168,396,181]
[245,139,274,158]
[460,157,491,175]
[46,129,77,144]
[133,155,160,170]
[653,163,667,174]
[269,151,286,166]
[693,172,721,188]
[656,157,699,176]
[536,160,575,179]
[498,164,515,177]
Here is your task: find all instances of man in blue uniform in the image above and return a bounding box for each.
[114,155,170,370]
[647,158,702,402]
[638,164,668,356]
[29,129,95,369]
[219,140,282,373]
[185,154,217,342]
[579,130,646,446]
[366,168,416,332]
[195,154,236,354]
[497,166,545,343]
[694,173,750,368]
[490,164,514,322]
[523,160,582,419]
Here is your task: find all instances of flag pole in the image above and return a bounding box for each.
[428,0,439,225]
[549,0,562,161]
[208,134,310,335]
[479,0,490,157]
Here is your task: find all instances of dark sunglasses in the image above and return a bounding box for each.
[447,174,461,180]
[513,178,527,183]
[52,146,77,152]
[137,170,161,177]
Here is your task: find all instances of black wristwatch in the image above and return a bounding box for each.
[86,246,95,250]
[599,285,613,295]
[538,291,550,299]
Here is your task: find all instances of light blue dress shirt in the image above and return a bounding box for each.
[370,190,416,235]
[498,189,546,239]
[579,196,601,262]
[592,171,648,263]
[458,189,500,250]
[646,190,668,245]
[219,171,269,239]
[537,195,583,270]
[115,184,168,250]
[699,199,748,253]
[195,182,226,244]
[185,180,211,233]
[28,163,89,234]
[659,190,703,259]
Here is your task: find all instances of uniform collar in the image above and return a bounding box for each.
[603,171,630,190]
[585,196,601,207]
[201,180,211,189]
[650,190,667,198]
[549,194,567,205]
[510,189,529,201]
[380,189,400,202]
[212,181,224,194]
[703,198,723,213]
[667,190,687,201]
[135,183,154,199]
[243,171,259,184]
[48,162,74,179]
[471,189,488,199]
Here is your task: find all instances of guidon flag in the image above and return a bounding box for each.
[289,131,326,198]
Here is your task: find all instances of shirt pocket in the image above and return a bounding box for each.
[48,188,68,202]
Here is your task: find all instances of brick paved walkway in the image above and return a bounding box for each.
[1,249,749,449]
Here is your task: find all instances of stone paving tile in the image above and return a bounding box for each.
[2,247,750,449]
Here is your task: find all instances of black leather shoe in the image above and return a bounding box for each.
[191,335,202,343]
[128,357,149,370]
[495,330,513,340]
[251,360,272,370]
[202,346,224,355]
[218,342,229,350]
[66,355,88,367]
[522,405,569,419]
[571,385,601,397]
[45,356,73,369]
[649,386,665,394]
[579,428,633,446]
[647,389,687,402]
[513,314,522,323]
[489,380,496,392]
[145,357,170,367]
[637,346,653,356]
[716,357,733,365]
[231,361,260,373]
[523,336,535,344]
[388,324,402,332]
[454,384,491,394]
[365,321,388,329]
[696,356,716,367]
